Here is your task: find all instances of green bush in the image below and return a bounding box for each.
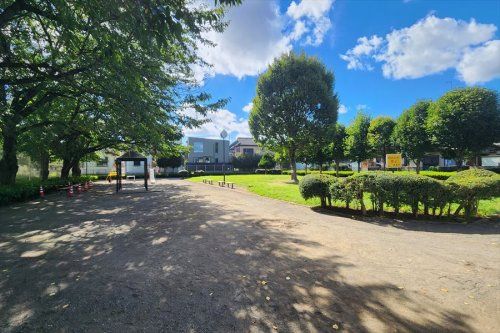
[178,170,190,178]
[0,175,98,206]
[282,170,354,177]
[299,174,332,208]
[446,169,500,217]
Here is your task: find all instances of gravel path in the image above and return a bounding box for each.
[0,178,499,332]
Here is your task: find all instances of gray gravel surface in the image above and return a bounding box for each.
[0,179,499,332]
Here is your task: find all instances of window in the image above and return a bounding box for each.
[215,142,219,153]
[215,158,218,163]
[96,157,108,167]
[134,160,141,166]
[243,148,254,155]
[193,141,204,153]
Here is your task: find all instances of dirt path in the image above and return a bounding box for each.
[0,179,499,332]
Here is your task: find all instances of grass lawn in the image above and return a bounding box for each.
[187,174,500,217]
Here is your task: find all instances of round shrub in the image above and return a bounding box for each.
[178,170,190,178]
[446,168,500,217]
[299,174,332,207]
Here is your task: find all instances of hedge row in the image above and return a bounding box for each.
[299,169,500,218]
[0,176,98,206]
[283,169,455,180]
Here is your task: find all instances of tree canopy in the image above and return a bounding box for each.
[249,52,338,182]
[368,116,395,169]
[427,87,499,167]
[393,100,432,173]
[345,112,371,172]
[0,0,239,184]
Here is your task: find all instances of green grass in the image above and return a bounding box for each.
[188,174,500,217]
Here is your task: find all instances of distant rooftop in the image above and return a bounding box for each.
[230,137,257,148]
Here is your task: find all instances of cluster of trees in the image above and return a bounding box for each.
[0,0,240,185]
[249,52,498,181]
[344,87,498,173]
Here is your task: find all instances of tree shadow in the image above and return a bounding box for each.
[311,206,500,235]
[0,182,477,332]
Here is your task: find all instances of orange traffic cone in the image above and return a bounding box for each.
[39,186,45,198]
[67,184,74,198]
[77,184,82,194]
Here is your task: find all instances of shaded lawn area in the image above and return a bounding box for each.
[187,174,500,217]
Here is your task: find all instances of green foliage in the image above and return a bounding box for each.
[393,100,433,172]
[0,176,97,206]
[0,0,239,184]
[249,52,338,181]
[330,124,347,171]
[178,170,190,178]
[258,153,276,170]
[157,155,184,169]
[232,154,262,171]
[368,116,396,167]
[282,170,354,177]
[345,112,371,169]
[299,174,333,207]
[446,169,500,217]
[427,88,499,166]
[255,169,282,174]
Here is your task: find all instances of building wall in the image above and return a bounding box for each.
[187,137,230,164]
[232,144,263,157]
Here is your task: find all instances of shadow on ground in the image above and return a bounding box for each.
[0,182,475,332]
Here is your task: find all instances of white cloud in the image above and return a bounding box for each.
[457,40,500,84]
[340,15,499,84]
[356,104,368,111]
[287,0,334,46]
[195,0,334,81]
[340,35,382,70]
[242,102,253,113]
[338,104,348,114]
[182,108,250,139]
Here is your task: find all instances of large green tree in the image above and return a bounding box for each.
[0,0,239,184]
[345,112,371,172]
[368,116,395,170]
[393,101,432,173]
[249,53,338,182]
[427,87,499,167]
[330,123,347,176]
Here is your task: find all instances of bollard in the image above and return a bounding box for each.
[39,186,45,198]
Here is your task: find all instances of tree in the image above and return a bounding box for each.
[232,154,261,171]
[157,156,184,169]
[427,87,499,167]
[345,112,371,172]
[368,116,395,169]
[0,0,240,184]
[258,153,276,171]
[393,101,432,173]
[330,124,347,176]
[249,53,338,182]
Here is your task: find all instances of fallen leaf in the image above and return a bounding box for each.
[332,323,339,330]
[398,286,404,290]
[272,325,278,330]
[468,295,474,299]
[62,304,69,309]
[286,276,291,280]
[440,288,448,293]
[261,280,267,285]
[266,296,270,301]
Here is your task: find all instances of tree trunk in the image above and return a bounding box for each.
[72,160,81,177]
[335,160,339,177]
[289,148,298,183]
[0,123,18,185]
[319,164,323,174]
[39,151,50,181]
[415,159,421,174]
[357,161,361,173]
[61,159,72,179]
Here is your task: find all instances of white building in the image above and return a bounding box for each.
[81,151,153,176]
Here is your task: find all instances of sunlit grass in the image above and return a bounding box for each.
[187,174,499,217]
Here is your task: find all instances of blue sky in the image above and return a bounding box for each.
[183,0,500,141]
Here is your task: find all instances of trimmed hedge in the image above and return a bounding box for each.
[0,176,98,206]
[255,169,282,174]
[283,170,355,177]
[298,174,333,208]
[300,169,499,218]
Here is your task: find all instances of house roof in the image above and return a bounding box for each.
[116,151,146,160]
[229,137,257,148]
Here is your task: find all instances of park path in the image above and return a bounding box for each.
[0,178,499,332]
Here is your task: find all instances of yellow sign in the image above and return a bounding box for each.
[386,154,402,168]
